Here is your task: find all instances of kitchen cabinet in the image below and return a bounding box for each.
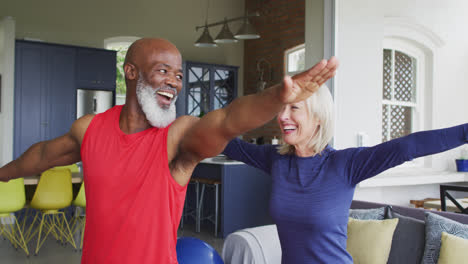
[188,159,274,238]
[14,40,116,159]
[176,61,238,117]
[76,48,116,91]
[14,41,76,158]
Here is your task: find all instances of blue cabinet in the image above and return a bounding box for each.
[76,48,116,90]
[14,41,77,158]
[14,41,46,159]
[190,162,274,238]
[176,61,238,117]
[47,46,77,139]
[14,41,116,159]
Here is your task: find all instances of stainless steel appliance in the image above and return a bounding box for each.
[76,89,113,118]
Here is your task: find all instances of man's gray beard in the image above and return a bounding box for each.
[136,78,177,128]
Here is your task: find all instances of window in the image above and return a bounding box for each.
[104,37,140,105]
[284,44,305,75]
[381,18,443,169]
[381,48,420,142]
[185,62,237,117]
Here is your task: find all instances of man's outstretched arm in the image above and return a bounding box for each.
[170,57,338,182]
[0,115,93,182]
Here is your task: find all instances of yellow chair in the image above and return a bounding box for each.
[51,164,80,173]
[25,168,77,255]
[21,164,80,234]
[70,182,86,250]
[0,178,29,256]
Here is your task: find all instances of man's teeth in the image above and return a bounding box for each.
[157,91,174,99]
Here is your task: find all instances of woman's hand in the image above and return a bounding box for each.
[280,57,339,104]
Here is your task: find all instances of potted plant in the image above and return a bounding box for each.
[456,147,468,172]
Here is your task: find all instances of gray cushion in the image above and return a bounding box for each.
[385,208,425,264]
[349,206,386,220]
[422,212,468,264]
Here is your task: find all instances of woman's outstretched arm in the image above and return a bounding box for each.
[346,123,468,185]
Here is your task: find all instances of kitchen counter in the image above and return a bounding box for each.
[189,161,273,238]
[24,172,83,185]
[358,167,468,188]
[200,157,244,165]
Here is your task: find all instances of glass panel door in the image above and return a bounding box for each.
[187,66,210,117]
[213,69,235,110]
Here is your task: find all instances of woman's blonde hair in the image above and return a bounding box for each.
[278,84,335,155]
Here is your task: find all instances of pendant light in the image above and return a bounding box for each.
[194,11,260,47]
[194,0,217,47]
[214,18,238,43]
[235,16,260,40]
[195,24,218,47]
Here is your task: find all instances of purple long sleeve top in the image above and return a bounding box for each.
[223,124,468,264]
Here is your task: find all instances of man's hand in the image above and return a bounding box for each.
[280,56,339,104]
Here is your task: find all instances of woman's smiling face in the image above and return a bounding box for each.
[277,100,320,149]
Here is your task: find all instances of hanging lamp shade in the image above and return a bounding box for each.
[195,26,218,47]
[235,17,260,39]
[214,18,238,43]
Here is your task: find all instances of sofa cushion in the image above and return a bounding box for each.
[422,212,468,264]
[385,208,425,264]
[437,232,468,264]
[347,218,399,264]
[349,207,386,220]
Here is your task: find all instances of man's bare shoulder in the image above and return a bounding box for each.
[70,114,96,145]
[169,115,200,141]
[167,115,200,162]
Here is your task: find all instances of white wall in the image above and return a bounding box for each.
[334,0,384,149]
[384,0,468,171]
[0,17,15,166]
[335,0,468,205]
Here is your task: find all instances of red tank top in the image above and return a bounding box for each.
[80,105,187,264]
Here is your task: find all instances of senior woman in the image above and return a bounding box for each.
[222,85,468,263]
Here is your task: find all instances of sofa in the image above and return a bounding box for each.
[222,200,468,264]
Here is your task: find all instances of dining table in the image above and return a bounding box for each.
[423,198,468,213]
[23,172,83,185]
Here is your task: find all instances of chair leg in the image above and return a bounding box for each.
[59,212,77,249]
[196,184,206,233]
[23,209,40,244]
[180,200,185,229]
[51,214,61,243]
[35,213,46,255]
[5,221,19,249]
[80,218,85,250]
[11,221,19,249]
[215,184,219,237]
[34,211,77,255]
[13,216,30,256]
[53,212,76,249]
[58,213,69,245]
[195,182,199,222]
[0,216,19,249]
